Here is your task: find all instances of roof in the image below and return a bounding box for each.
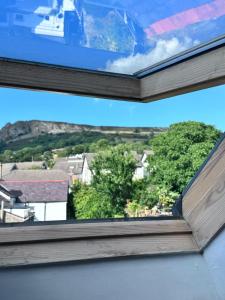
[0,184,15,208]
[1,163,16,178]
[3,170,69,182]
[131,151,143,167]
[15,161,47,170]
[0,184,13,198]
[53,158,83,175]
[84,153,96,167]
[2,181,68,203]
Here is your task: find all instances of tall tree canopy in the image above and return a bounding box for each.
[148,121,221,194]
[91,145,137,215]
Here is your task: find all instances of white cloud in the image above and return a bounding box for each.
[105,37,199,74]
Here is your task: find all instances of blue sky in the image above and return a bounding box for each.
[0,85,224,131]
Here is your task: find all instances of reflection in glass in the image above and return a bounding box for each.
[1,0,225,74]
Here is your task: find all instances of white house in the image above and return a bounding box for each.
[132,150,153,181]
[1,170,69,222]
[81,153,95,185]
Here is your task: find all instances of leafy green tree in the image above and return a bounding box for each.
[91,145,137,215]
[157,187,179,212]
[73,144,87,154]
[2,150,14,162]
[132,179,159,209]
[148,121,221,194]
[74,185,114,219]
[89,139,110,152]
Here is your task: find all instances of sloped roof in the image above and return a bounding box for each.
[2,181,68,203]
[84,153,96,167]
[3,170,69,182]
[15,161,47,170]
[53,158,83,175]
[0,184,15,208]
[1,163,16,178]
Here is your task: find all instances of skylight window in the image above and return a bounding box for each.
[1,0,225,75]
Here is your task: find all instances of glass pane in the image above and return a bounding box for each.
[1,0,225,74]
[0,86,224,224]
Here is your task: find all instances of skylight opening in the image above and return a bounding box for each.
[0,85,224,225]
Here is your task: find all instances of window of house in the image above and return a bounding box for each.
[0,0,224,226]
[0,85,223,225]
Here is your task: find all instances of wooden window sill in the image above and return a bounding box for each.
[0,219,199,268]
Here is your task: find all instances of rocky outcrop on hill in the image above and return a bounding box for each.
[0,120,166,143]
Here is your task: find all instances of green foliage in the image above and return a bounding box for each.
[157,188,179,212]
[74,185,115,219]
[125,200,146,217]
[89,139,110,152]
[0,130,153,163]
[91,145,137,215]
[148,121,221,194]
[132,179,158,209]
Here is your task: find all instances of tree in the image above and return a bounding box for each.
[89,139,110,152]
[74,185,114,219]
[91,145,137,215]
[132,179,159,209]
[148,121,221,194]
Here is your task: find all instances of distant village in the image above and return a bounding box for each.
[0,150,154,223]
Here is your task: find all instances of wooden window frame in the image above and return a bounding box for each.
[1,39,225,103]
[0,41,225,267]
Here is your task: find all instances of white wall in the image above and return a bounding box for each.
[27,202,67,221]
[81,159,92,185]
[133,167,144,180]
[0,254,219,300]
[45,202,67,221]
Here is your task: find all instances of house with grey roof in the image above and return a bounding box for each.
[0,170,69,222]
[53,155,84,183]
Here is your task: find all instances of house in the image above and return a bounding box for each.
[133,150,153,180]
[1,170,69,222]
[53,155,84,183]
[81,153,95,184]
[0,183,34,223]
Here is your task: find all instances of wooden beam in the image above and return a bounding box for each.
[0,219,191,245]
[0,219,200,267]
[0,59,140,101]
[141,45,225,102]
[0,234,199,268]
[183,135,225,250]
[2,45,225,103]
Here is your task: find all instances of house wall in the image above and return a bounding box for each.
[0,254,219,300]
[27,202,67,221]
[133,166,144,180]
[81,159,92,185]
[45,202,67,221]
